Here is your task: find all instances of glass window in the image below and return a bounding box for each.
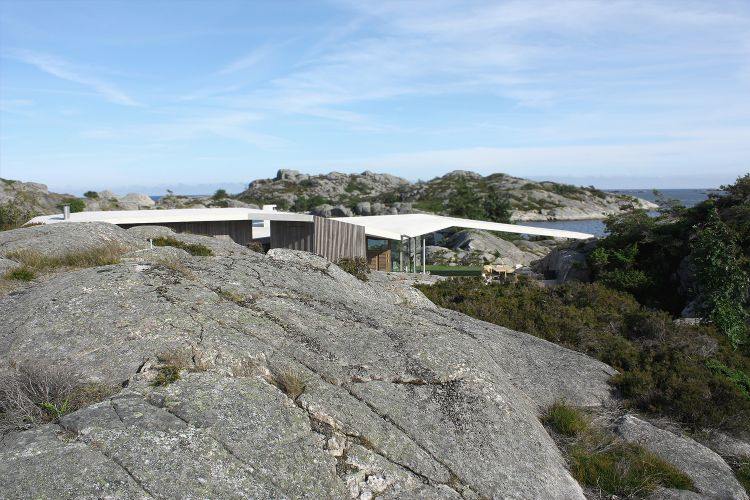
[367,238,389,251]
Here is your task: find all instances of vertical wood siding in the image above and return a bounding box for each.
[119,221,252,246]
[313,216,366,262]
[270,220,315,252]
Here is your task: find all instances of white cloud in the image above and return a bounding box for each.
[311,130,750,180]
[6,49,140,106]
[228,0,750,122]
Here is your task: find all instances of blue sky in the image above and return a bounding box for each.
[1,0,749,194]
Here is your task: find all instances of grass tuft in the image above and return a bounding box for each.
[541,401,694,497]
[542,400,589,437]
[570,441,694,496]
[0,363,118,433]
[5,243,127,272]
[3,266,35,281]
[152,237,213,256]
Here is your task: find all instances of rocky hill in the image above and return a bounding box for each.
[0,223,745,499]
[0,178,74,215]
[237,169,657,221]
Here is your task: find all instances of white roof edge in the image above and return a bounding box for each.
[27,208,314,226]
[332,214,594,240]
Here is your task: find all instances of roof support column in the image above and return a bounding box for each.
[422,237,426,274]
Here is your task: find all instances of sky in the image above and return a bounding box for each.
[1,0,749,194]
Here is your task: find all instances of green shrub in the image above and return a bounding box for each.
[152,237,213,256]
[151,365,181,387]
[212,189,228,200]
[418,278,750,432]
[83,191,99,199]
[3,266,35,281]
[706,359,750,398]
[58,198,86,213]
[0,202,36,231]
[337,257,370,281]
[691,208,749,347]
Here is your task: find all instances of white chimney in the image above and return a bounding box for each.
[63,204,71,220]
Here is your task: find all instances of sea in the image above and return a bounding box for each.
[521,189,715,237]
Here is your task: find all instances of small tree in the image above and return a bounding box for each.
[447,178,484,219]
[212,189,228,200]
[691,208,749,347]
[483,190,512,223]
[83,191,99,199]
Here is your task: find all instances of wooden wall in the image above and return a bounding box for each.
[270,220,315,252]
[313,216,366,262]
[119,221,252,246]
[269,217,365,262]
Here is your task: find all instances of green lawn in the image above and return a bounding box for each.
[425,265,482,277]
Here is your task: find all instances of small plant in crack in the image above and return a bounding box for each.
[0,362,118,433]
[151,365,181,387]
[276,370,307,401]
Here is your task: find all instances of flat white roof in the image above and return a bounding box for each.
[333,214,594,240]
[28,207,313,226]
[27,209,594,241]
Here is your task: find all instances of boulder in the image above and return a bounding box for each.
[0,224,625,498]
[0,222,147,259]
[532,241,595,283]
[445,230,535,266]
[355,201,372,216]
[117,193,155,210]
[615,415,748,500]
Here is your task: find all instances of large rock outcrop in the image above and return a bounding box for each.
[0,222,626,499]
[237,170,657,221]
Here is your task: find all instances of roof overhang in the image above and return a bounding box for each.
[27,208,314,226]
[332,214,594,240]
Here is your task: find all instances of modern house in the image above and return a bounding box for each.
[28,206,594,272]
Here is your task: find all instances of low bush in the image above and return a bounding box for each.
[58,198,86,213]
[0,363,117,433]
[0,202,36,231]
[3,266,35,281]
[542,402,693,497]
[418,278,750,433]
[152,236,213,256]
[337,257,370,281]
